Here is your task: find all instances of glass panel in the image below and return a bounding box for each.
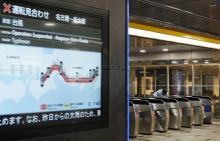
[169,65,192,96]
[191,65,220,98]
[194,65,203,96]
[130,66,145,97]
[145,68,155,96]
[129,36,220,99]
[145,66,168,95]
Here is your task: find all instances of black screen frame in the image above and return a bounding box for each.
[0,0,109,140]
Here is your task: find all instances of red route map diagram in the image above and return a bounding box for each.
[40,61,99,87]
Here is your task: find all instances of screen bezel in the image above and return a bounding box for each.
[0,0,109,139]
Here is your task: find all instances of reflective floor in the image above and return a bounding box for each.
[130,120,220,141]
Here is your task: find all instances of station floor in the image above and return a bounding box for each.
[130,120,220,141]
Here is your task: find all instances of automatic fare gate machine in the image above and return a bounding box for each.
[129,101,139,138]
[130,99,155,135]
[156,98,182,130]
[193,96,214,124]
[185,97,204,126]
[144,98,169,132]
[171,97,193,128]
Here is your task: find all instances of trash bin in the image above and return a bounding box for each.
[171,97,193,128]
[185,97,204,126]
[143,98,169,132]
[156,98,182,130]
[193,96,213,124]
[129,101,139,138]
[130,99,155,135]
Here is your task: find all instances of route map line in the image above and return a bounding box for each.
[40,61,99,87]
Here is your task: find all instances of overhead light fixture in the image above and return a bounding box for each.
[204,59,210,64]
[139,49,146,53]
[162,48,169,52]
[184,60,189,64]
[45,22,55,26]
[193,60,198,63]
[209,4,216,8]
[129,28,220,50]
[171,61,178,64]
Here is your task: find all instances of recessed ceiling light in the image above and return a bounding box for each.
[209,4,216,8]
[204,60,209,62]
[184,60,189,63]
[162,48,169,52]
[193,60,198,63]
[45,22,55,26]
[184,62,189,64]
[205,61,210,64]
[171,61,178,64]
[139,49,146,53]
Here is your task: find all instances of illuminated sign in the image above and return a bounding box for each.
[3,3,11,14]
[2,18,24,27]
[56,13,86,24]
[3,2,50,19]
[2,2,87,25]
[0,0,108,139]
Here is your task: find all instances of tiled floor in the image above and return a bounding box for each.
[130,121,220,141]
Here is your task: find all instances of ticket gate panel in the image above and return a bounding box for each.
[192,106,204,125]
[193,96,214,124]
[139,111,155,134]
[129,102,139,138]
[169,108,182,129]
[147,99,169,132]
[131,98,169,132]
[185,97,204,126]
[130,99,155,135]
[171,98,193,128]
[203,104,213,124]
[181,107,193,127]
[156,98,181,130]
[155,110,168,132]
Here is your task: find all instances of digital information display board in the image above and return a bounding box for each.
[0,0,108,136]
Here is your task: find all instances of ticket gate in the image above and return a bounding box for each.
[143,98,169,132]
[193,96,213,124]
[130,99,155,135]
[171,97,193,128]
[156,98,182,130]
[129,101,139,138]
[185,97,204,126]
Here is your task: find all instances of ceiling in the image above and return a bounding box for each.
[130,0,220,37]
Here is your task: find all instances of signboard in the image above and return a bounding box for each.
[0,0,108,138]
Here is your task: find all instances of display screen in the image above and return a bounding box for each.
[0,0,107,131]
